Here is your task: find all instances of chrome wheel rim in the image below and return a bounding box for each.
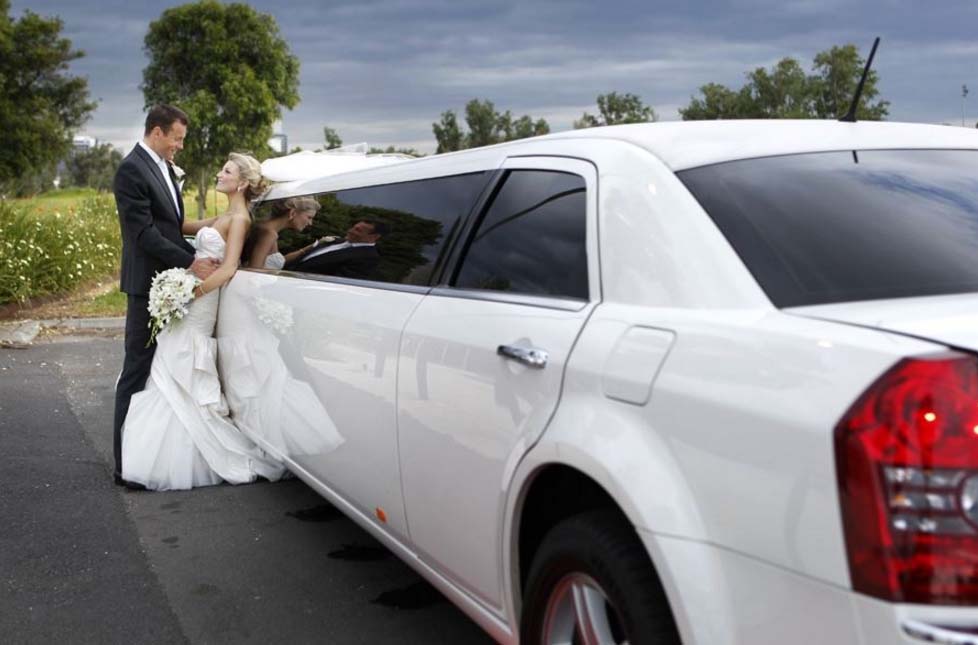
[540,572,627,645]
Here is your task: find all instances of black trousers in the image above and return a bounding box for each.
[112,294,155,477]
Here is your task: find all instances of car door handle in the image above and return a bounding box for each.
[497,344,549,368]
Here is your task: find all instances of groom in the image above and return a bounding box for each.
[111,104,218,486]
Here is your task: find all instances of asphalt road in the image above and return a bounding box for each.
[0,332,493,644]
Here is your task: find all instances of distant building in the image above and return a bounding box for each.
[73,135,98,153]
[268,132,288,155]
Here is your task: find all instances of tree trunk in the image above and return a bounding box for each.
[197,169,207,219]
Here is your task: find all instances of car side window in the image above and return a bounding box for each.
[453,170,588,300]
[277,172,490,285]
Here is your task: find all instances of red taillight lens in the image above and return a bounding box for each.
[835,353,978,605]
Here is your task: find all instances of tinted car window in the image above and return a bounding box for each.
[278,172,489,285]
[454,170,588,300]
[678,150,978,307]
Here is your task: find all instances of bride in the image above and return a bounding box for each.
[122,152,285,490]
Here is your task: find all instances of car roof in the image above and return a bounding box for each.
[544,119,978,171]
[261,120,978,201]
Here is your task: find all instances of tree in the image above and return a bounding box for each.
[810,44,888,119]
[574,92,657,128]
[498,111,549,142]
[465,99,499,148]
[0,0,96,193]
[743,58,812,118]
[680,44,888,121]
[323,126,343,150]
[433,99,549,153]
[64,143,123,191]
[678,83,752,120]
[142,1,300,217]
[433,110,463,153]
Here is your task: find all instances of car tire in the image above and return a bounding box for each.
[520,510,681,645]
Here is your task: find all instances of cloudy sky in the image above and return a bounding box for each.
[11,0,978,153]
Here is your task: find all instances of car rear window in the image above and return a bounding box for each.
[677,150,978,307]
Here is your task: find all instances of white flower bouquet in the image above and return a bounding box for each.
[147,267,200,345]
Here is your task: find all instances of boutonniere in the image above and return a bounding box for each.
[170,163,186,189]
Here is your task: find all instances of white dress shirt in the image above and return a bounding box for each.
[303,240,374,262]
[138,140,181,214]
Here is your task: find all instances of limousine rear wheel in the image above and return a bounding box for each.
[520,510,680,645]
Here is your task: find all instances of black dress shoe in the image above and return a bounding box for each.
[113,474,147,490]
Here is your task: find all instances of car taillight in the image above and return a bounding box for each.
[835,353,978,605]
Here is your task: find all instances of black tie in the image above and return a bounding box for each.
[167,163,183,224]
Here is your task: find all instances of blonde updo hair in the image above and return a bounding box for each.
[269,195,321,219]
[228,152,269,201]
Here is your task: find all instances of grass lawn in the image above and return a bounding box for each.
[20,187,102,216]
[75,285,127,317]
[15,186,229,220]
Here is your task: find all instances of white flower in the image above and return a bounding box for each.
[253,296,293,334]
[146,267,200,345]
[170,163,186,190]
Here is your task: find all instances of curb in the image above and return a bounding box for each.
[0,317,125,348]
[40,317,126,330]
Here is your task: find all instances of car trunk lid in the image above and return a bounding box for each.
[786,293,978,352]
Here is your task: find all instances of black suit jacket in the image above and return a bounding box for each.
[114,145,195,295]
[284,243,380,280]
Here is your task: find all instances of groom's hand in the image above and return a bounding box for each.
[189,258,220,280]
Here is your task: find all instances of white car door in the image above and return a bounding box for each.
[218,171,494,543]
[397,157,599,612]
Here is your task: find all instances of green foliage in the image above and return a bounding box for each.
[0,194,120,304]
[574,92,657,128]
[64,144,123,191]
[0,0,96,191]
[3,163,60,198]
[811,44,889,120]
[433,110,463,153]
[141,1,300,216]
[433,99,549,153]
[744,58,812,118]
[323,126,343,150]
[367,145,423,157]
[680,44,888,120]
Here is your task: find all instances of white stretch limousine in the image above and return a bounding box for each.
[216,121,978,645]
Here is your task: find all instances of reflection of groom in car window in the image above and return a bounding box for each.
[284,219,389,279]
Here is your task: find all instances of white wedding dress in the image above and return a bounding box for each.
[122,226,285,491]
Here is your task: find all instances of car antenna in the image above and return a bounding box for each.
[840,37,880,122]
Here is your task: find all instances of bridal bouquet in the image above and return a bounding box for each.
[147,267,200,345]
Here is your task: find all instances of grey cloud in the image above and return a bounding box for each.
[9,0,978,152]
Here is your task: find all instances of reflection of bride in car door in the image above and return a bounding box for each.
[218,274,344,463]
[244,196,335,270]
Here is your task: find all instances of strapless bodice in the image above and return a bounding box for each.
[195,226,226,261]
[264,252,285,270]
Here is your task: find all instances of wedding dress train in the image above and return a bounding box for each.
[121,226,285,491]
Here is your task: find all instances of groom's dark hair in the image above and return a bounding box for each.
[144,104,189,135]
